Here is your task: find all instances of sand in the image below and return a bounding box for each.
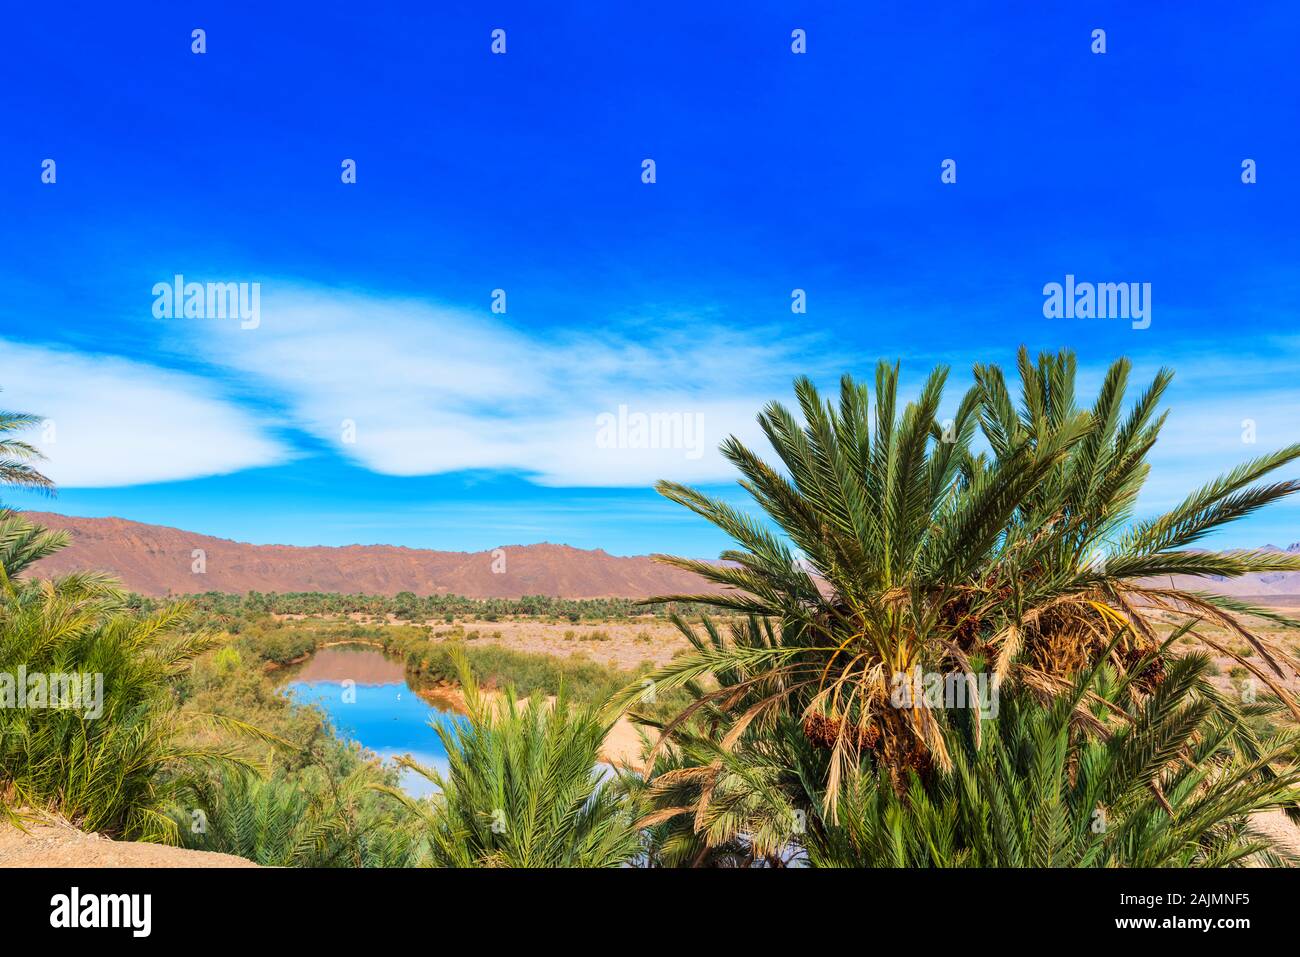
[304,613,696,670]
[0,814,257,868]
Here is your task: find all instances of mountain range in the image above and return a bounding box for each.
[1161,543,1300,604]
[18,512,710,599]
[15,511,1300,603]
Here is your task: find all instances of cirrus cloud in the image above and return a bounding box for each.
[0,339,291,487]
[176,284,842,487]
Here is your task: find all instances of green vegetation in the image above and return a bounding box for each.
[215,613,653,709]
[6,351,1300,869]
[0,404,54,495]
[174,765,421,867]
[408,642,645,708]
[0,513,253,842]
[128,589,707,624]
[609,349,1300,864]
[811,654,1300,867]
[382,651,640,867]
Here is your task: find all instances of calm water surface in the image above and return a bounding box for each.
[277,644,465,799]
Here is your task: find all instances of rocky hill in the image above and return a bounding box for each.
[19,511,710,599]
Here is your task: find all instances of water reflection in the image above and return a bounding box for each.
[278,644,465,799]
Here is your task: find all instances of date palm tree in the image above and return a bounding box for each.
[0,511,69,583]
[609,349,1300,818]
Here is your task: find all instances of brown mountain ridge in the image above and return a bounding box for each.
[16,511,1300,604]
[18,511,711,599]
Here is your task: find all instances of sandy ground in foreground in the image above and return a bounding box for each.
[0,814,257,868]
[5,804,1295,868]
[1248,810,1300,863]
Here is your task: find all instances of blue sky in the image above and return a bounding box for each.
[2,2,1299,556]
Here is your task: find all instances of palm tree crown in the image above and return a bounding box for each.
[611,348,1300,818]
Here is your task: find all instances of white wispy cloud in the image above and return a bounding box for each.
[0,339,291,487]
[19,278,1298,521]
[176,284,837,487]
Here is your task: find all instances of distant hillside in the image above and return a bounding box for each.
[1155,543,1300,604]
[16,511,1300,604]
[18,512,711,599]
